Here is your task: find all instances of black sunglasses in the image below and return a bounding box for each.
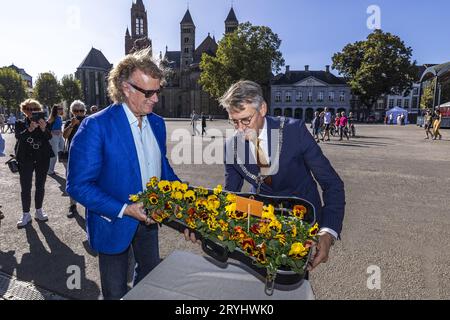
[127,82,161,98]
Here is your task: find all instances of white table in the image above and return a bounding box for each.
[122,250,315,300]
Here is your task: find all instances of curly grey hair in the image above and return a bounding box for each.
[219,80,265,113]
[107,48,166,104]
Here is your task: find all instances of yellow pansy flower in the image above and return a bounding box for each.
[184,190,196,203]
[179,183,188,192]
[171,191,184,201]
[129,194,139,203]
[214,185,223,195]
[226,193,236,204]
[158,181,172,194]
[289,243,308,259]
[171,181,181,191]
[309,223,319,237]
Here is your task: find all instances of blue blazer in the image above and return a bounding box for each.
[225,116,346,236]
[66,104,179,254]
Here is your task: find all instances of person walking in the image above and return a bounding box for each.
[311,111,321,143]
[0,114,5,133]
[47,105,65,176]
[432,108,443,140]
[424,110,434,140]
[322,108,332,142]
[339,112,349,141]
[7,114,16,133]
[14,99,54,228]
[190,110,200,136]
[201,112,207,137]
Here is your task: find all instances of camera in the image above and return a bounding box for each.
[31,112,47,123]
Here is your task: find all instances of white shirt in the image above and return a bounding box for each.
[118,104,162,218]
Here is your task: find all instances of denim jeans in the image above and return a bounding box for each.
[98,223,161,300]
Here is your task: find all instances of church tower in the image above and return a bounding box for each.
[180,9,196,70]
[125,0,152,55]
[225,7,239,34]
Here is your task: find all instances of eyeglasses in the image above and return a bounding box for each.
[228,111,258,127]
[127,82,161,98]
[73,110,86,113]
[24,108,40,112]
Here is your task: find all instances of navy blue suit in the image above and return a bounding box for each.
[225,116,345,236]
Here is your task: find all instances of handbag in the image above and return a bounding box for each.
[5,155,19,173]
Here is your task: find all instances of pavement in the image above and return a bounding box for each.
[0,122,449,300]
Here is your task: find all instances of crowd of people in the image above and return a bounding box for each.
[311,108,356,143]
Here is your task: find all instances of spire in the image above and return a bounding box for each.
[135,0,145,9]
[181,9,194,24]
[225,7,238,23]
[125,27,130,37]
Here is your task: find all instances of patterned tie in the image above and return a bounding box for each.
[255,138,269,168]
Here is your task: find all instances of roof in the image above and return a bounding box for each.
[194,34,218,63]
[271,70,347,86]
[78,48,112,70]
[225,7,238,23]
[132,0,145,10]
[420,61,450,82]
[8,64,32,78]
[181,9,194,25]
[164,51,181,69]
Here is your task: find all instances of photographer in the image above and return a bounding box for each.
[62,100,86,218]
[15,99,54,228]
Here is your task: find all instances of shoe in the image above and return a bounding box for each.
[67,205,77,218]
[17,213,32,228]
[35,209,49,222]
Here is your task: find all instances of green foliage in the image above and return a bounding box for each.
[420,79,435,109]
[332,29,417,110]
[60,74,82,105]
[199,22,285,99]
[34,72,61,108]
[0,67,27,112]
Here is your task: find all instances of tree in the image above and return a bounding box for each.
[332,29,417,113]
[34,72,61,108]
[199,22,285,99]
[60,74,82,105]
[420,79,435,110]
[0,67,27,112]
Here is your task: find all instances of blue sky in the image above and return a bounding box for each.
[0,0,449,81]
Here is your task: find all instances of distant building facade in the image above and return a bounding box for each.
[151,8,239,118]
[75,48,112,108]
[271,65,351,122]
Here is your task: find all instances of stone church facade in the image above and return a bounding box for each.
[124,1,239,118]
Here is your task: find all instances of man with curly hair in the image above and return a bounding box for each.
[67,48,179,300]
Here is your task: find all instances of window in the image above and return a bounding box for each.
[136,18,144,35]
[183,28,191,33]
[318,91,324,102]
[329,91,335,102]
[413,87,419,95]
[184,37,190,43]
[404,99,409,109]
[296,91,303,102]
[184,48,189,54]
[275,92,281,103]
[285,91,292,103]
[389,99,394,108]
[307,91,313,102]
[340,91,345,102]
[396,99,402,107]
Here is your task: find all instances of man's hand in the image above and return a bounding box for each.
[307,233,335,272]
[184,229,201,245]
[124,203,156,225]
